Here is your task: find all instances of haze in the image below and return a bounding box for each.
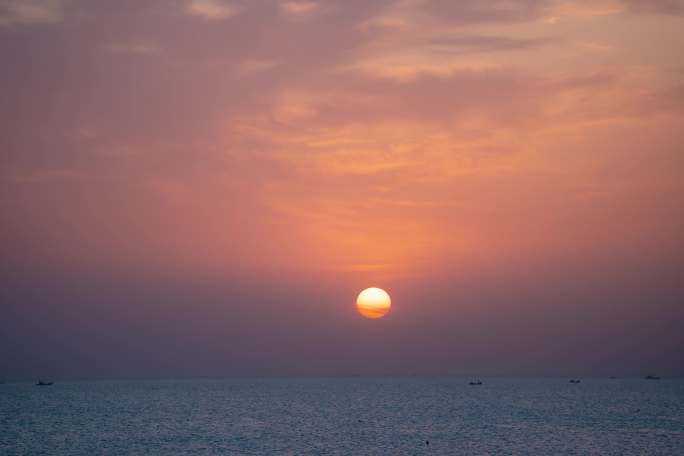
[1,0,683,379]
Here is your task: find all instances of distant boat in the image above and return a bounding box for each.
[645,375,660,380]
[468,380,483,385]
[36,380,53,386]
[569,379,581,384]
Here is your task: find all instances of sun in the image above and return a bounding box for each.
[356,287,391,319]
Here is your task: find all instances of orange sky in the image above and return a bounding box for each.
[1,0,683,377]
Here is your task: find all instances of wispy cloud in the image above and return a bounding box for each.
[237,59,281,75]
[186,0,240,20]
[1,0,683,284]
[0,0,64,27]
[280,1,320,17]
[622,0,684,15]
[108,41,163,55]
[343,31,556,81]
[543,0,624,23]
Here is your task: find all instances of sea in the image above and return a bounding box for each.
[1,377,682,455]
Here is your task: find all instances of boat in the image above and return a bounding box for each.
[645,375,660,380]
[468,380,483,385]
[36,380,53,386]
[569,379,581,383]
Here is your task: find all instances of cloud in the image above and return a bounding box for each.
[280,1,320,17]
[364,0,682,28]
[541,0,684,22]
[542,0,624,22]
[622,0,684,15]
[108,41,163,55]
[364,0,544,30]
[186,0,240,20]
[343,31,556,81]
[352,2,563,81]
[424,0,544,23]
[237,58,281,75]
[425,34,556,54]
[0,0,682,381]
[638,83,684,115]
[0,0,64,26]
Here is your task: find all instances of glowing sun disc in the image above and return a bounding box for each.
[356,287,391,319]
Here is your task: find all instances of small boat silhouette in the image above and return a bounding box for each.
[569,379,581,383]
[468,380,483,385]
[36,380,53,386]
[644,375,660,380]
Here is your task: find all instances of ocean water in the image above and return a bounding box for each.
[1,377,682,455]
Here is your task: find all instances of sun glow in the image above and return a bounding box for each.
[356,287,391,319]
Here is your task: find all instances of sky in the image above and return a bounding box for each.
[1,0,683,379]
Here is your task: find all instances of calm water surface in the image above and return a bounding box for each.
[1,378,682,455]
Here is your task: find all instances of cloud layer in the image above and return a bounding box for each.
[1,0,683,378]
